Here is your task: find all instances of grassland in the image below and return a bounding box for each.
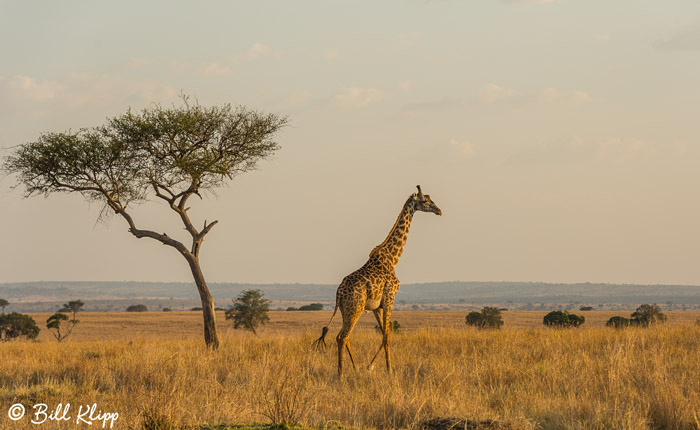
[1,311,699,429]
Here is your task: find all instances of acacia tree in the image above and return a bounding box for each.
[4,97,287,349]
[0,299,8,314]
[60,299,85,322]
[47,312,77,342]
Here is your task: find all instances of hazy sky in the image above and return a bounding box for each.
[2,1,700,286]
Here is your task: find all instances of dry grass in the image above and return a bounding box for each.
[1,312,699,429]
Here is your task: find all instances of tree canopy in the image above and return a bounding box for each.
[4,97,287,216]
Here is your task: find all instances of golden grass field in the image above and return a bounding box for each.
[1,311,699,429]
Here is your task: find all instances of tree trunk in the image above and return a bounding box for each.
[186,255,220,349]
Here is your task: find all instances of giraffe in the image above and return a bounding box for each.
[313,185,442,376]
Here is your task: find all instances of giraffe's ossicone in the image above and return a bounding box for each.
[313,185,442,376]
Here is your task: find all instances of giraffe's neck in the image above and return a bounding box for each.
[369,197,416,269]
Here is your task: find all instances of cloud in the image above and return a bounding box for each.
[324,48,339,60]
[243,43,272,59]
[397,80,413,91]
[280,90,313,108]
[597,137,655,158]
[656,24,700,51]
[449,138,475,159]
[539,88,592,105]
[1,73,177,116]
[333,87,385,108]
[403,97,463,111]
[508,136,662,167]
[477,84,517,104]
[8,75,64,101]
[201,62,232,75]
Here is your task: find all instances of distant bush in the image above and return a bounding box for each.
[579,306,594,311]
[375,320,401,333]
[631,304,667,327]
[286,307,298,311]
[465,307,504,329]
[191,307,202,311]
[162,308,172,312]
[298,303,324,311]
[126,304,148,312]
[225,289,270,335]
[543,310,585,328]
[606,316,631,329]
[0,313,40,341]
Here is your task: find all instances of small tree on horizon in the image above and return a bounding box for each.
[3,96,288,349]
[225,289,270,335]
[0,299,8,314]
[60,300,85,322]
[46,312,78,342]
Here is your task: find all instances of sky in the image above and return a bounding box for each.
[1,1,700,286]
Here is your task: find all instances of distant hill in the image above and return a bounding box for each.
[1,280,699,309]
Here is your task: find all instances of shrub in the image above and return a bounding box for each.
[579,306,594,311]
[543,310,585,328]
[286,307,298,311]
[375,320,401,333]
[0,313,40,341]
[298,303,324,311]
[631,304,667,327]
[465,307,504,329]
[606,316,631,329]
[126,304,148,312]
[225,289,270,335]
[162,308,172,312]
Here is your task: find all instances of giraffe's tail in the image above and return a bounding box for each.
[312,303,338,351]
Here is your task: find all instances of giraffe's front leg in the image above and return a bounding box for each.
[368,309,385,370]
[381,293,396,373]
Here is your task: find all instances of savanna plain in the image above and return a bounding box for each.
[1,310,699,430]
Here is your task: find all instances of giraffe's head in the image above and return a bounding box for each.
[413,185,442,216]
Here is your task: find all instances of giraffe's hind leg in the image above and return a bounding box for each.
[336,304,361,377]
[345,344,357,370]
